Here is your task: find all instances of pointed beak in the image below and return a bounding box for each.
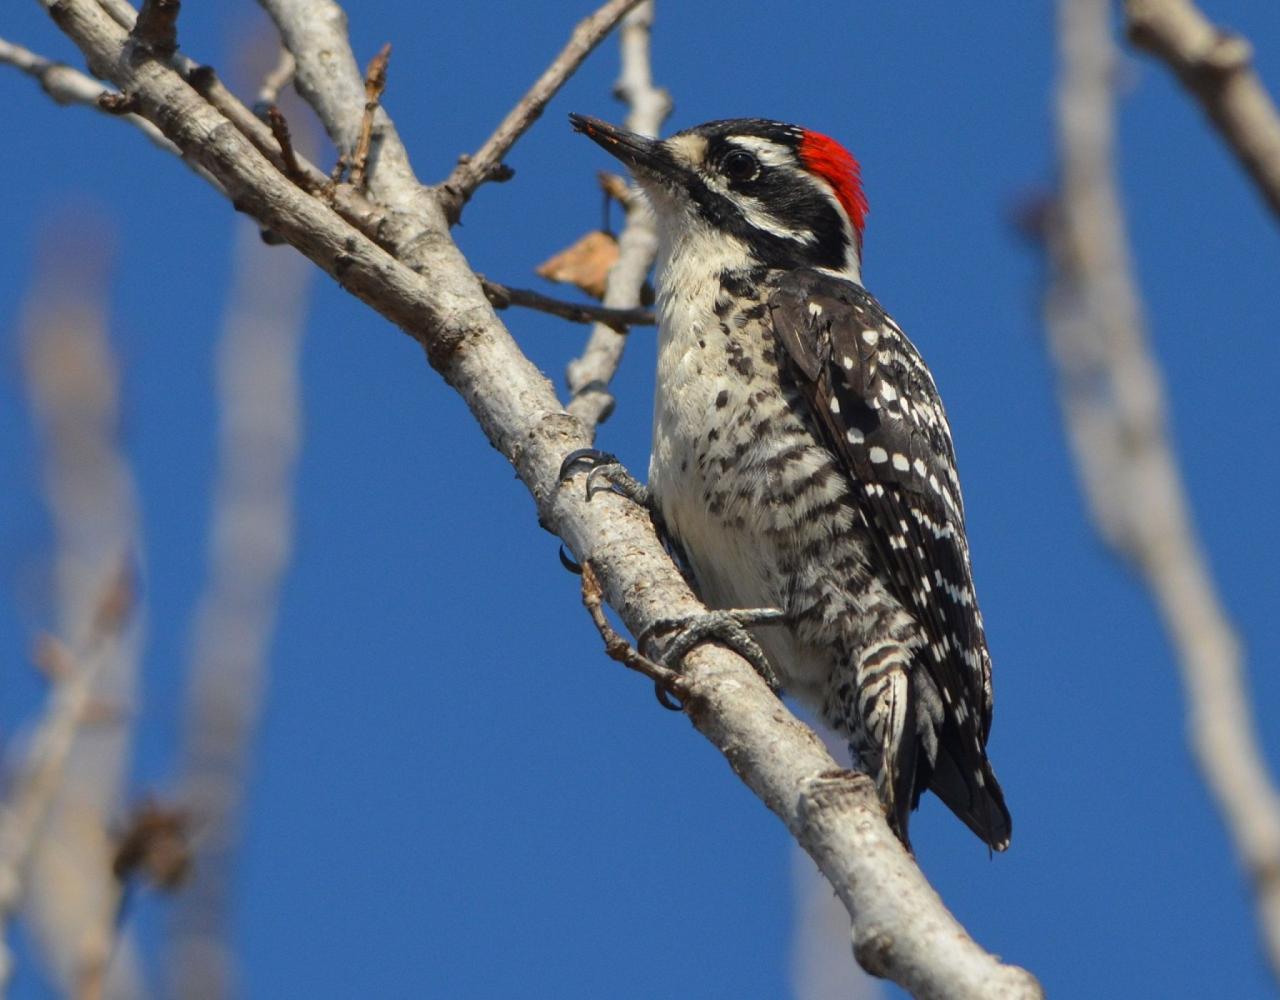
[569,113,671,178]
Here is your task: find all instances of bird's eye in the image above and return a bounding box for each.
[722,149,759,182]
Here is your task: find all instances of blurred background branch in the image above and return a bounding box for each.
[0,221,144,999]
[1048,0,1280,981]
[165,38,314,990]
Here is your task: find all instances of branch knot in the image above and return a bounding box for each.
[97,91,139,115]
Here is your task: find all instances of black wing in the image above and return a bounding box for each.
[768,268,1010,850]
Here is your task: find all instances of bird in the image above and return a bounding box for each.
[563,113,1011,853]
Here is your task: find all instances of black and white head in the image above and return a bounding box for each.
[570,114,868,282]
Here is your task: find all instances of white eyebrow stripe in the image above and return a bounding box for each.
[724,135,797,167]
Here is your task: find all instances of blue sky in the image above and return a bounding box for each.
[3,2,1280,997]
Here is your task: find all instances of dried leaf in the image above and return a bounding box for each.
[536,230,618,301]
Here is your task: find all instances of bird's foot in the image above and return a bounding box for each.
[642,608,787,693]
[559,448,651,507]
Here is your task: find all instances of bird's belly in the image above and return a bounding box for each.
[662,484,833,702]
[649,374,859,703]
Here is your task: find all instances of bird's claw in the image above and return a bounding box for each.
[559,447,611,483]
[559,447,651,507]
[641,608,786,693]
[653,681,684,711]
[557,545,583,575]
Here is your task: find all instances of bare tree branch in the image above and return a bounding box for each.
[1,20,347,204]
[167,219,311,999]
[792,731,883,1000]
[437,0,646,221]
[26,0,1042,992]
[1125,0,1280,221]
[566,0,670,431]
[0,35,110,104]
[0,35,186,159]
[2,22,396,251]
[97,0,138,29]
[93,0,371,205]
[1049,0,1280,981]
[258,0,421,204]
[176,59,331,191]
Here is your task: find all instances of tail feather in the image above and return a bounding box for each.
[885,700,921,853]
[929,747,1011,852]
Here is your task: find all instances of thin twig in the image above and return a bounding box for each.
[177,57,337,189]
[566,0,670,431]
[0,25,342,208]
[0,35,107,104]
[1050,0,1280,982]
[0,35,180,157]
[1125,0,1280,222]
[258,0,424,207]
[480,277,653,331]
[437,0,646,222]
[266,104,308,188]
[348,42,390,189]
[95,1,354,196]
[0,30,382,240]
[581,561,687,696]
[177,59,323,184]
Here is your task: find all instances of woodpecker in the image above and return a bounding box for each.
[565,114,1011,852]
